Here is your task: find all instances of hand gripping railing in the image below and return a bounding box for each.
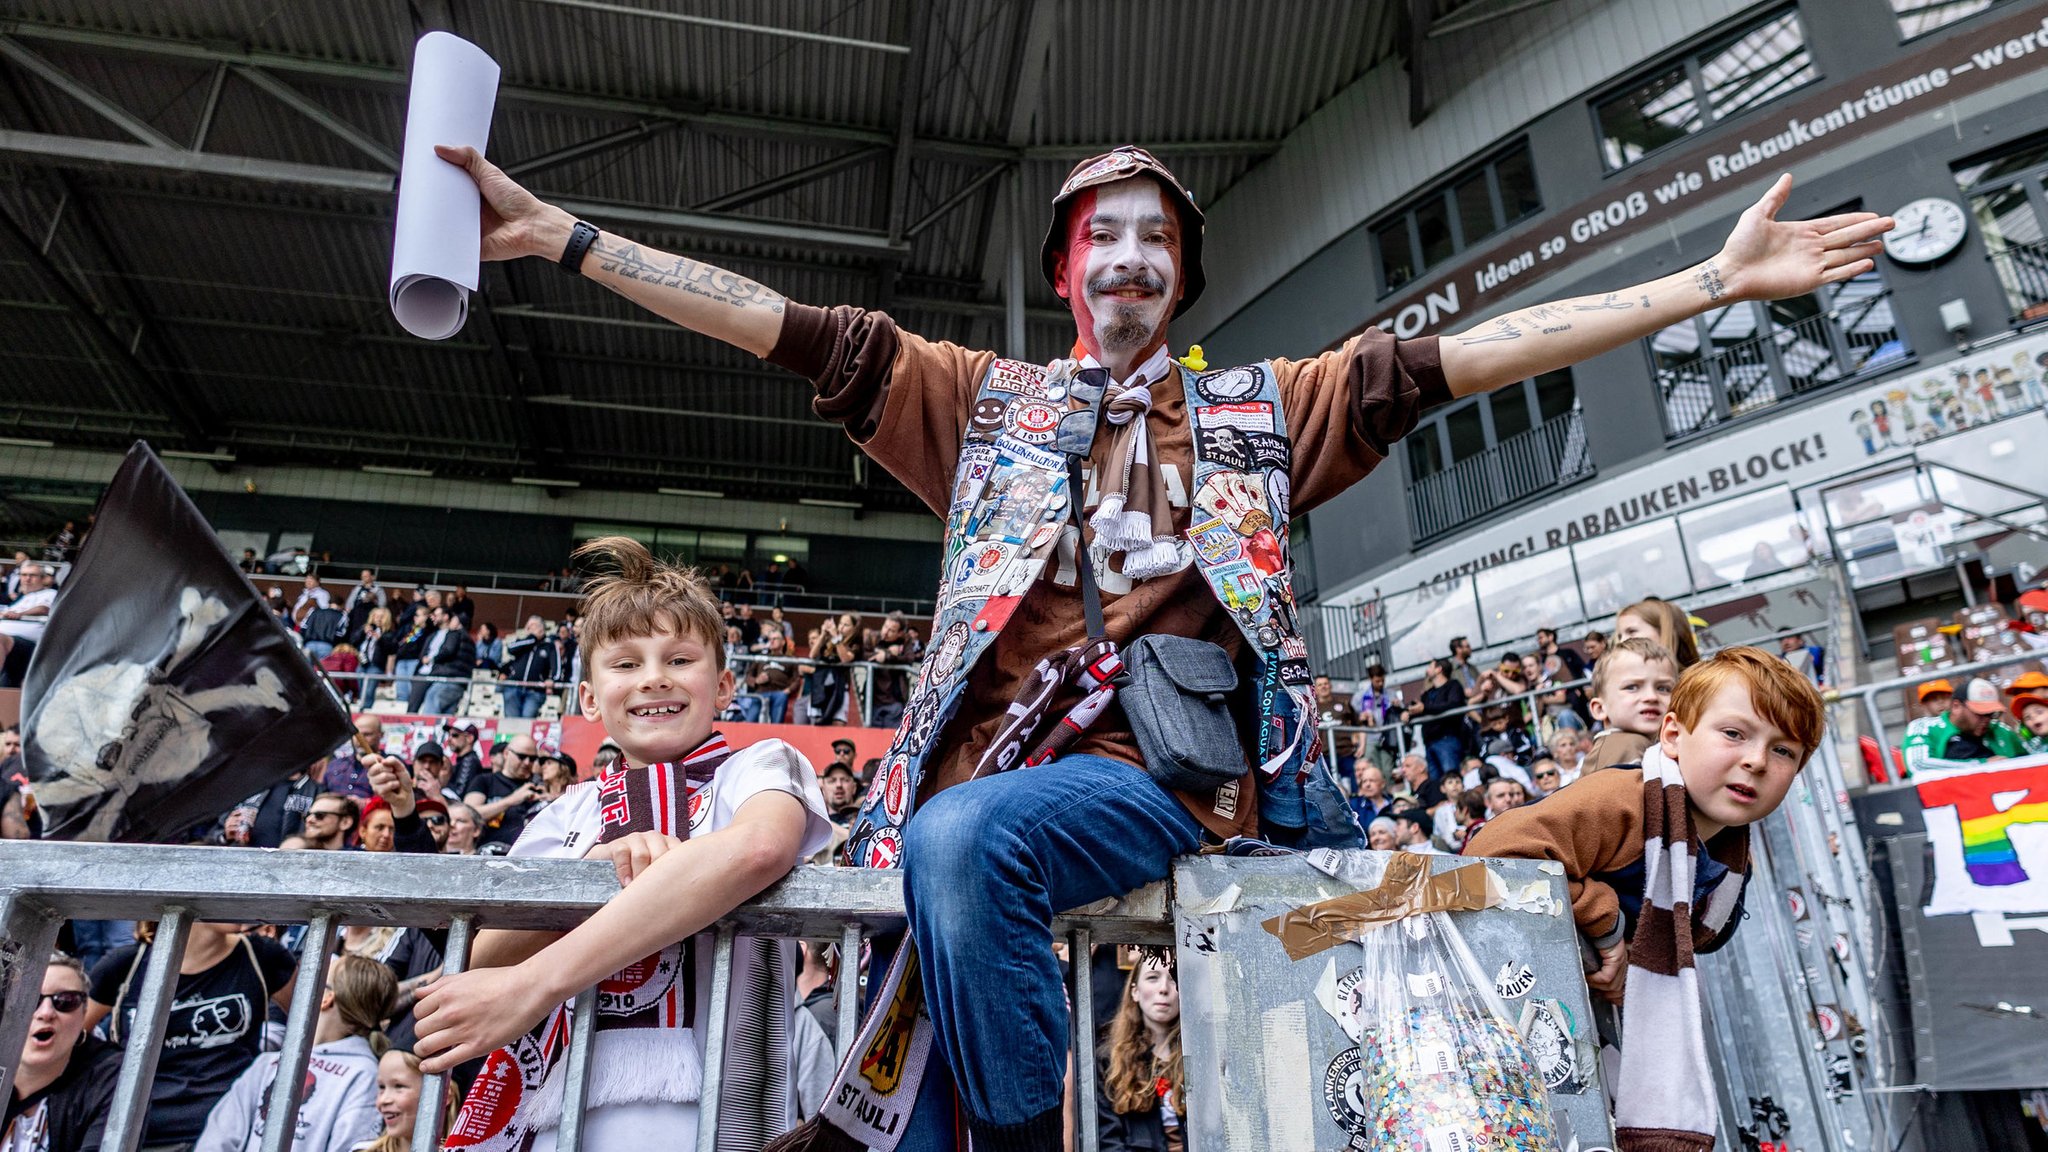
[0,843,1167,1152]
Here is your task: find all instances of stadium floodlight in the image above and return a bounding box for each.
[362,465,435,477]
[161,449,237,463]
[798,497,862,510]
[658,487,725,499]
[0,436,56,448]
[511,476,581,488]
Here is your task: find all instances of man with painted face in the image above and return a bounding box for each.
[439,142,1887,1151]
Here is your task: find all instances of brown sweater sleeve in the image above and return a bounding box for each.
[1271,331,1450,515]
[765,302,994,517]
[1463,766,1647,946]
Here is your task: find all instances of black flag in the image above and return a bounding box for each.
[21,443,352,841]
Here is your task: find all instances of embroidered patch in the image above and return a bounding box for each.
[1004,399,1062,444]
[879,754,910,822]
[1194,471,1274,536]
[1195,425,1287,472]
[1188,516,1245,565]
[865,825,904,869]
[1194,366,1263,404]
[1207,560,1264,614]
[1212,777,1240,820]
[997,440,1065,473]
[988,361,1052,398]
[1243,526,1284,575]
[930,621,971,680]
[1194,401,1275,434]
[969,397,1008,437]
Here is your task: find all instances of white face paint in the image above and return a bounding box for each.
[1055,177,1183,364]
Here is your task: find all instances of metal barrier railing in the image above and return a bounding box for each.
[0,844,1166,1152]
[1820,648,2048,778]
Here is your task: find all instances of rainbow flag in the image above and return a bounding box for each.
[1917,763,2048,887]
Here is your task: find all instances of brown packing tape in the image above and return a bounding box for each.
[1261,854,1502,962]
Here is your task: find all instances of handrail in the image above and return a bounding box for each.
[0,844,1168,1152]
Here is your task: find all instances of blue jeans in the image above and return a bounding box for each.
[355,670,382,708]
[303,640,334,662]
[423,681,466,715]
[757,690,789,724]
[730,696,764,723]
[392,659,420,707]
[70,919,135,975]
[1426,734,1465,782]
[897,754,1201,1146]
[502,686,542,718]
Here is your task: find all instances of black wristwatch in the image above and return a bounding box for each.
[559,220,599,275]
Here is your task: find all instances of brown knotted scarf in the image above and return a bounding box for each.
[1085,354,1184,580]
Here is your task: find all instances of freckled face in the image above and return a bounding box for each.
[1052,179,1183,360]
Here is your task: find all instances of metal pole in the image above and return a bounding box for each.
[694,926,738,1152]
[0,890,61,1106]
[259,913,337,1152]
[835,923,863,1063]
[1006,167,1027,359]
[104,907,194,1152]
[1069,927,1099,1152]
[556,987,602,1152]
[414,914,475,1152]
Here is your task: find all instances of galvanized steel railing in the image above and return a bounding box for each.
[0,844,1167,1152]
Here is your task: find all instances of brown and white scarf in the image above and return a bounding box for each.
[1084,348,1184,581]
[1613,744,1742,1152]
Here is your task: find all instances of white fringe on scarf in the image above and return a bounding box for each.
[514,1028,705,1131]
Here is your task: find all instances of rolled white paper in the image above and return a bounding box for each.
[389,32,501,340]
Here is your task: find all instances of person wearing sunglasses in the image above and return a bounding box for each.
[298,795,360,852]
[463,734,544,850]
[5,954,121,1152]
[1530,757,1565,799]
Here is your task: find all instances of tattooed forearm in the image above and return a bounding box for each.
[1458,317,1524,345]
[590,241,786,313]
[1573,292,1635,312]
[1695,261,1726,302]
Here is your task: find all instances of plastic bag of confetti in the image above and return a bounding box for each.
[1325,911,1561,1151]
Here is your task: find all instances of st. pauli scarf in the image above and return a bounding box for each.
[447,734,789,1152]
[1084,350,1183,581]
[1612,745,1741,1152]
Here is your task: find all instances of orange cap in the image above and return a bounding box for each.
[2007,670,2048,693]
[1916,678,1954,701]
[2012,694,2048,721]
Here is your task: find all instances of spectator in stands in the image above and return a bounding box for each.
[2013,693,2048,754]
[733,602,763,649]
[226,757,326,848]
[1096,955,1185,1152]
[1406,658,1469,782]
[536,754,576,803]
[474,622,503,673]
[1529,757,1564,798]
[554,615,581,689]
[1915,679,1953,718]
[292,571,333,630]
[86,920,297,1149]
[42,521,74,563]
[355,607,397,708]
[767,605,796,649]
[465,734,543,849]
[1902,677,2030,772]
[390,603,430,708]
[1583,637,1679,773]
[358,798,397,853]
[1443,636,1479,694]
[4,551,26,601]
[362,1049,452,1152]
[1581,629,1608,669]
[343,570,385,635]
[324,715,384,800]
[862,612,921,728]
[803,616,857,725]
[1535,627,1592,727]
[1780,632,1825,685]
[500,616,557,719]
[238,548,262,574]
[820,759,863,828]
[1392,809,1438,854]
[1475,706,1538,768]
[447,586,476,628]
[1366,816,1397,850]
[193,954,390,1152]
[413,607,476,716]
[747,630,799,724]
[1313,675,1358,731]
[443,720,485,797]
[300,794,361,851]
[1548,731,1584,781]
[0,561,57,681]
[1349,765,1394,825]
[1393,751,1442,810]
[444,802,483,855]
[5,953,120,1152]
[1614,596,1700,668]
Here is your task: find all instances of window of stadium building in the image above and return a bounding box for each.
[1595,8,1818,171]
[1892,0,2009,40]
[1373,142,1541,293]
[1956,135,2048,323]
[1647,267,1908,440]
[1402,368,1592,540]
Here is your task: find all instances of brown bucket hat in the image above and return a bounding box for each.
[1040,146,1206,318]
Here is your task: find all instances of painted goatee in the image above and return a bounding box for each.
[1090,269,1165,353]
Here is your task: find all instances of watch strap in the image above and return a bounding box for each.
[559,221,600,274]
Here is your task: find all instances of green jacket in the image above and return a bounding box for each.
[1901,711,2030,774]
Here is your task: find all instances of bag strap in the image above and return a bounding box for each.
[1063,454,1106,642]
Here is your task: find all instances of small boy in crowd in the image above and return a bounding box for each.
[1467,647,1824,1001]
[414,537,831,1151]
[2014,692,2048,755]
[1465,648,1823,1150]
[1579,638,1678,773]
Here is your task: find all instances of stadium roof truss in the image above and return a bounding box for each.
[0,0,1537,508]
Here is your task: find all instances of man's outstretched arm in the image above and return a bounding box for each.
[1436,175,1892,398]
[435,145,788,357]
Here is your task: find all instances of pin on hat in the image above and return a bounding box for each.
[1042,146,1206,318]
[1915,678,1954,701]
[1961,678,2004,715]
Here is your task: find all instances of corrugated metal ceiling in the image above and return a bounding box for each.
[0,0,1453,508]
